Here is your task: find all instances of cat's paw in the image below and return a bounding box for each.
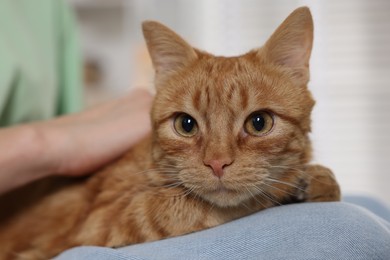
[298,164,341,202]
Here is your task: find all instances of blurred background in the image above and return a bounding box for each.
[66,0,390,202]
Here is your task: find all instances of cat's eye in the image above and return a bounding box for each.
[244,111,274,136]
[174,113,198,137]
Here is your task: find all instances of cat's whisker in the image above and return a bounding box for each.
[207,202,216,214]
[155,162,178,167]
[148,189,189,198]
[116,167,175,178]
[160,182,183,189]
[190,188,203,203]
[183,188,195,198]
[269,165,336,186]
[269,165,331,191]
[250,186,282,206]
[268,165,315,177]
[155,162,186,169]
[240,200,253,211]
[266,178,305,192]
[267,165,306,174]
[115,168,180,182]
[261,182,297,197]
[244,186,267,209]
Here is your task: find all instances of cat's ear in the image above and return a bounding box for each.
[262,7,313,84]
[142,21,198,84]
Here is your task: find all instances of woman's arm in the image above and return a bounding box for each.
[0,89,152,194]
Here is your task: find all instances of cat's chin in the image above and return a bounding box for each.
[200,188,251,208]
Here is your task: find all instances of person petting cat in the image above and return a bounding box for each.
[0,89,152,194]
[0,0,152,195]
[0,7,343,258]
[1,4,389,260]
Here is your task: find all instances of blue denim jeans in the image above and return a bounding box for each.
[57,197,390,260]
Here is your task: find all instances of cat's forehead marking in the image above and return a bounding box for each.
[201,58,253,110]
[192,88,201,111]
[239,85,249,110]
[185,59,258,134]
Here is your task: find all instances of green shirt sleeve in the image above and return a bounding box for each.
[0,0,83,127]
[56,0,83,115]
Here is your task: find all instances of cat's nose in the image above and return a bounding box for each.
[204,158,233,178]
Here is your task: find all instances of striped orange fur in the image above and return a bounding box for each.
[0,7,340,259]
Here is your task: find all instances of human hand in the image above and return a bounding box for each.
[0,88,153,194]
[46,88,153,176]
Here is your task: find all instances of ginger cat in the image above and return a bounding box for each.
[0,7,340,259]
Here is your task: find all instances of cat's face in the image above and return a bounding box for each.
[144,7,315,207]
